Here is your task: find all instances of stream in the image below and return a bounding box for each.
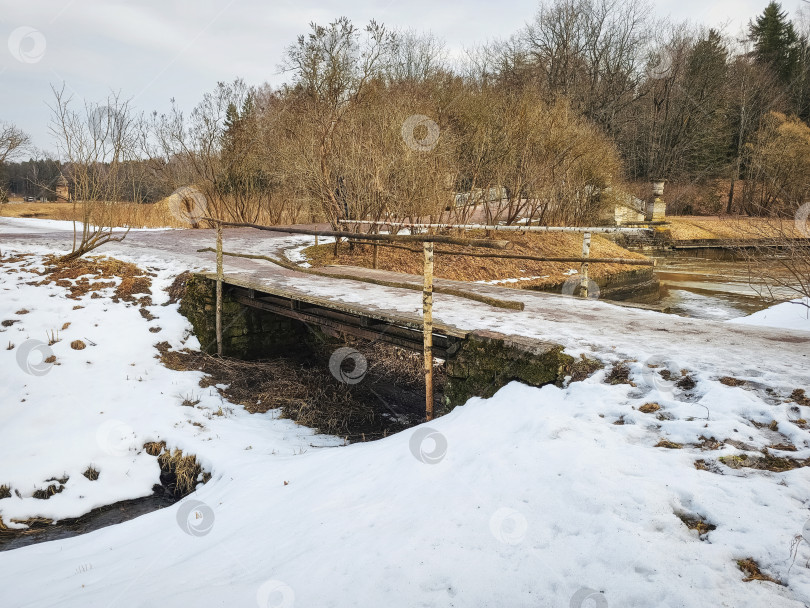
[642,251,800,320]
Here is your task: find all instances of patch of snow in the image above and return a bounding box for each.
[282,235,335,268]
[475,275,549,285]
[728,298,810,332]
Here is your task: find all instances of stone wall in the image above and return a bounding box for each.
[179,275,314,359]
[443,330,572,412]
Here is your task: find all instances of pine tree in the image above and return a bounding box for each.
[749,1,800,85]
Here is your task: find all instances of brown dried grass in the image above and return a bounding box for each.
[0,201,187,228]
[155,339,436,440]
[666,216,808,241]
[305,231,649,288]
[737,558,782,584]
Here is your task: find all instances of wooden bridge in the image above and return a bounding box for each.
[202,272,469,358]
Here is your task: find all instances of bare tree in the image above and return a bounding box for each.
[148,79,251,223]
[280,17,392,228]
[48,85,141,261]
[0,122,31,201]
[523,0,653,136]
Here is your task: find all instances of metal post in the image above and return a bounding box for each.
[314,234,319,247]
[580,231,591,298]
[372,243,379,269]
[333,236,339,257]
[215,222,224,356]
[423,241,434,421]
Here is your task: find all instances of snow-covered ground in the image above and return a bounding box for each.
[1,218,810,607]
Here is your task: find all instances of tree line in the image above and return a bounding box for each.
[2,0,809,228]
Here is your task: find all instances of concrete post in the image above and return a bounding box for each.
[649,180,666,222]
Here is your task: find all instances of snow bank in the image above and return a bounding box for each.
[729,298,810,332]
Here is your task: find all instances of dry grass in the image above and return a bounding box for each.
[32,483,65,500]
[305,231,649,288]
[666,216,808,241]
[656,439,684,449]
[639,402,661,414]
[157,449,204,498]
[1,198,305,228]
[165,271,192,305]
[141,440,208,498]
[696,436,725,451]
[0,200,188,229]
[605,361,633,385]
[791,389,810,407]
[737,558,782,584]
[82,466,99,481]
[154,339,438,440]
[676,512,716,538]
[35,255,153,306]
[719,451,808,472]
[70,340,86,350]
[0,485,10,499]
[563,354,604,382]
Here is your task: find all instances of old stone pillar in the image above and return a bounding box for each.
[647,180,666,222]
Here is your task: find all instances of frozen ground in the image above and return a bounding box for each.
[1,217,809,607]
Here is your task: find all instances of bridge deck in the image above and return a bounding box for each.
[202,272,469,357]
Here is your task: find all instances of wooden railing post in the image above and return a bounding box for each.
[423,241,434,421]
[215,221,223,356]
[580,231,591,298]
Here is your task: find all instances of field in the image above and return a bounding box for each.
[0,200,187,228]
[666,215,808,240]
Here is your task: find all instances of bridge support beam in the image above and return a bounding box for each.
[179,275,314,359]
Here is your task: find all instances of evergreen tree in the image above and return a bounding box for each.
[749,1,800,84]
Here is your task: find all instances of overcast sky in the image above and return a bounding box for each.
[1,0,808,152]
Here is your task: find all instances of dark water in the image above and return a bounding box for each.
[0,489,177,552]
